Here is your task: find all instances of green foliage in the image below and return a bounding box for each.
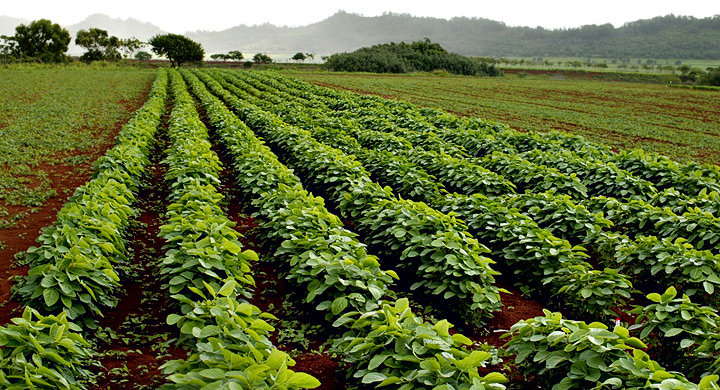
[257,185,396,317]
[0,67,156,228]
[615,237,720,300]
[325,39,501,76]
[357,198,503,322]
[149,33,204,67]
[184,70,397,320]
[440,193,633,317]
[521,148,657,200]
[211,71,505,324]
[612,149,720,196]
[227,51,243,61]
[218,70,640,320]
[134,51,151,61]
[503,192,613,247]
[210,51,244,62]
[6,19,70,63]
[650,188,720,215]
[183,69,510,388]
[118,37,143,59]
[161,283,319,389]
[405,148,515,197]
[630,287,720,376]
[698,67,720,86]
[479,151,589,200]
[333,298,507,390]
[0,307,93,390]
[158,70,319,389]
[252,53,272,64]
[501,309,709,390]
[289,70,720,164]
[75,28,121,62]
[13,69,168,329]
[184,68,720,388]
[586,195,720,254]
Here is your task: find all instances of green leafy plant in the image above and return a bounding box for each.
[630,287,720,376]
[333,298,507,390]
[501,309,710,390]
[0,307,93,390]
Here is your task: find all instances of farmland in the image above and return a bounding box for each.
[286,70,720,165]
[0,67,155,325]
[0,67,155,244]
[1,67,720,390]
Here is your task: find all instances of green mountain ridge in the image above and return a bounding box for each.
[2,11,719,59]
[187,12,720,59]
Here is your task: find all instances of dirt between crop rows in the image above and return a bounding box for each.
[0,95,149,326]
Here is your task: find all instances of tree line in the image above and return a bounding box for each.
[0,18,207,66]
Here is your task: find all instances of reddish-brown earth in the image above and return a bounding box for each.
[0,93,151,327]
[89,126,189,389]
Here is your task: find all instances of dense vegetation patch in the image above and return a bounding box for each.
[324,39,501,76]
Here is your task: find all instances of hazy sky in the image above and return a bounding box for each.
[3,0,718,33]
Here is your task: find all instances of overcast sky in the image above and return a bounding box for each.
[3,0,718,33]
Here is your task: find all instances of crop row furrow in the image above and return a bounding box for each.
[154,69,319,389]
[220,70,720,389]
[0,70,168,389]
[214,70,640,319]
[200,69,505,325]
[184,68,507,390]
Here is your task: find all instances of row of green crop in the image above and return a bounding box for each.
[259,70,720,202]
[240,71,637,204]
[294,82,720,264]
[183,69,508,389]
[240,70,720,299]
[0,70,168,389]
[240,72,596,201]
[197,69,506,326]
[502,192,720,302]
[259,74,720,309]
[218,70,718,388]
[216,69,634,318]
[253,69,720,292]
[153,69,318,389]
[320,72,720,196]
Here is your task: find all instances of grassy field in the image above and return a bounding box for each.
[284,70,720,165]
[0,65,155,298]
[0,66,155,230]
[2,66,720,389]
[493,57,720,71]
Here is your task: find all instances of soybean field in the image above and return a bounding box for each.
[1,68,719,390]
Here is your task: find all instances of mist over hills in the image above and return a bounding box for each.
[188,11,720,59]
[0,16,28,36]
[2,11,719,59]
[64,14,165,54]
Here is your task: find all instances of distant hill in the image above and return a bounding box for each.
[65,14,166,54]
[187,12,720,59]
[2,12,719,59]
[0,14,165,54]
[0,16,29,36]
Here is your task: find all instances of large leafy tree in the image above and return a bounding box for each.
[253,53,272,64]
[10,19,70,63]
[134,51,151,61]
[119,38,144,59]
[148,33,204,67]
[75,28,121,62]
[227,50,243,61]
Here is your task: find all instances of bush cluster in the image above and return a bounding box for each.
[325,39,501,76]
